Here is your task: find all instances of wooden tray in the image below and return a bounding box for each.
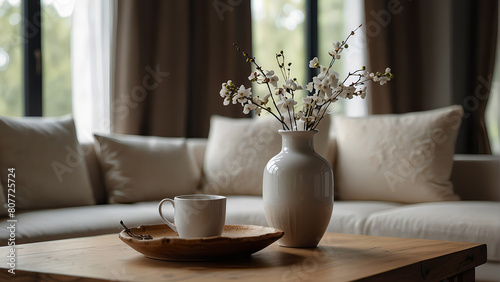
[119,224,284,261]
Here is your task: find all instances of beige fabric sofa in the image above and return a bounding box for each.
[1,138,499,281]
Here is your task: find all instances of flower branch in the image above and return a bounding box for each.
[221,25,393,131]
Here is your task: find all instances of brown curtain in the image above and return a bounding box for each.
[365,0,497,154]
[112,0,251,138]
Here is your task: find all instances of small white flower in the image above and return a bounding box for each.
[345,85,356,99]
[238,85,251,97]
[260,94,271,105]
[320,83,333,98]
[320,65,329,74]
[284,79,299,91]
[303,96,313,108]
[219,80,233,98]
[232,85,251,105]
[357,86,367,99]
[311,93,325,106]
[336,85,347,99]
[327,73,339,89]
[276,97,297,111]
[385,67,391,74]
[269,75,279,88]
[248,72,260,82]
[306,82,314,92]
[328,42,342,60]
[243,103,257,114]
[332,41,341,51]
[369,73,380,82]
[309,57,320,68]
[379,76,390,85]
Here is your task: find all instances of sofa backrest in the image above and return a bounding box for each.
[450,154,500,201]
[82,137,500,204]
[82,142,107,204]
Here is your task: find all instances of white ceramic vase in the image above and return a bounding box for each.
[263,129,334,248]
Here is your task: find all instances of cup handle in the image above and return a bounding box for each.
[158,198,177,233]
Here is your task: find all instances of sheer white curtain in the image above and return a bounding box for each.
[71,0,113,143]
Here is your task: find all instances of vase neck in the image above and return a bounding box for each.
[279,130,317,153]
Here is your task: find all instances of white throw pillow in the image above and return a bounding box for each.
[94,133,201,204]
[333,105,463,203]
[0,116,95,209]
[202,115,331,196]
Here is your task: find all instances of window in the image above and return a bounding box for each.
[0,0,74,117]
[41,0,74,116]
[251,0,307,105]
[318,0,366,117]
[251,0,367,117]
[0,0,23,116]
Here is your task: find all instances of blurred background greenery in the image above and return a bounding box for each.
[0,0,73,117]
[251,0,350,116]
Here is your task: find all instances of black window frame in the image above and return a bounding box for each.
[305,0,318,83]
[22,0,42,116]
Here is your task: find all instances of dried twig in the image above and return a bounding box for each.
[120,220,152,240]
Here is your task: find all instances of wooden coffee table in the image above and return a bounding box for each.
[0,232,486,281]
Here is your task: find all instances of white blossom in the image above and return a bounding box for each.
[275,88,285,96]
[309,57,319,68]
[311,93,324,105]
[306,82,314,92]
[259,94,271,105]
[269,75,279,88]
[284,79,300,91]
[276,97,297,111]
[243,103,257,114]
[248,72,258,82]
[232,85,252,105]
[357,86,367,99]
[378,76,391,85]
[302,96,313,109]
[328,41,342,59]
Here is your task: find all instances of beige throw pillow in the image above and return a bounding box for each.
[94,133,200,204]
[333,105,463,203]
[202,115,331,196]
[0,116,95,209]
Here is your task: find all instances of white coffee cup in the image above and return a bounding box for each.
[158,194,226,238]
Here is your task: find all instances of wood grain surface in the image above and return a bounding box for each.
[0,232,487,281]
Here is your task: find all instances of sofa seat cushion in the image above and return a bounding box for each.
[225,196,268,227]
[0,202,165,245]
[225,197,404,235]
[363,201,500,262]
[328,201,404,234]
